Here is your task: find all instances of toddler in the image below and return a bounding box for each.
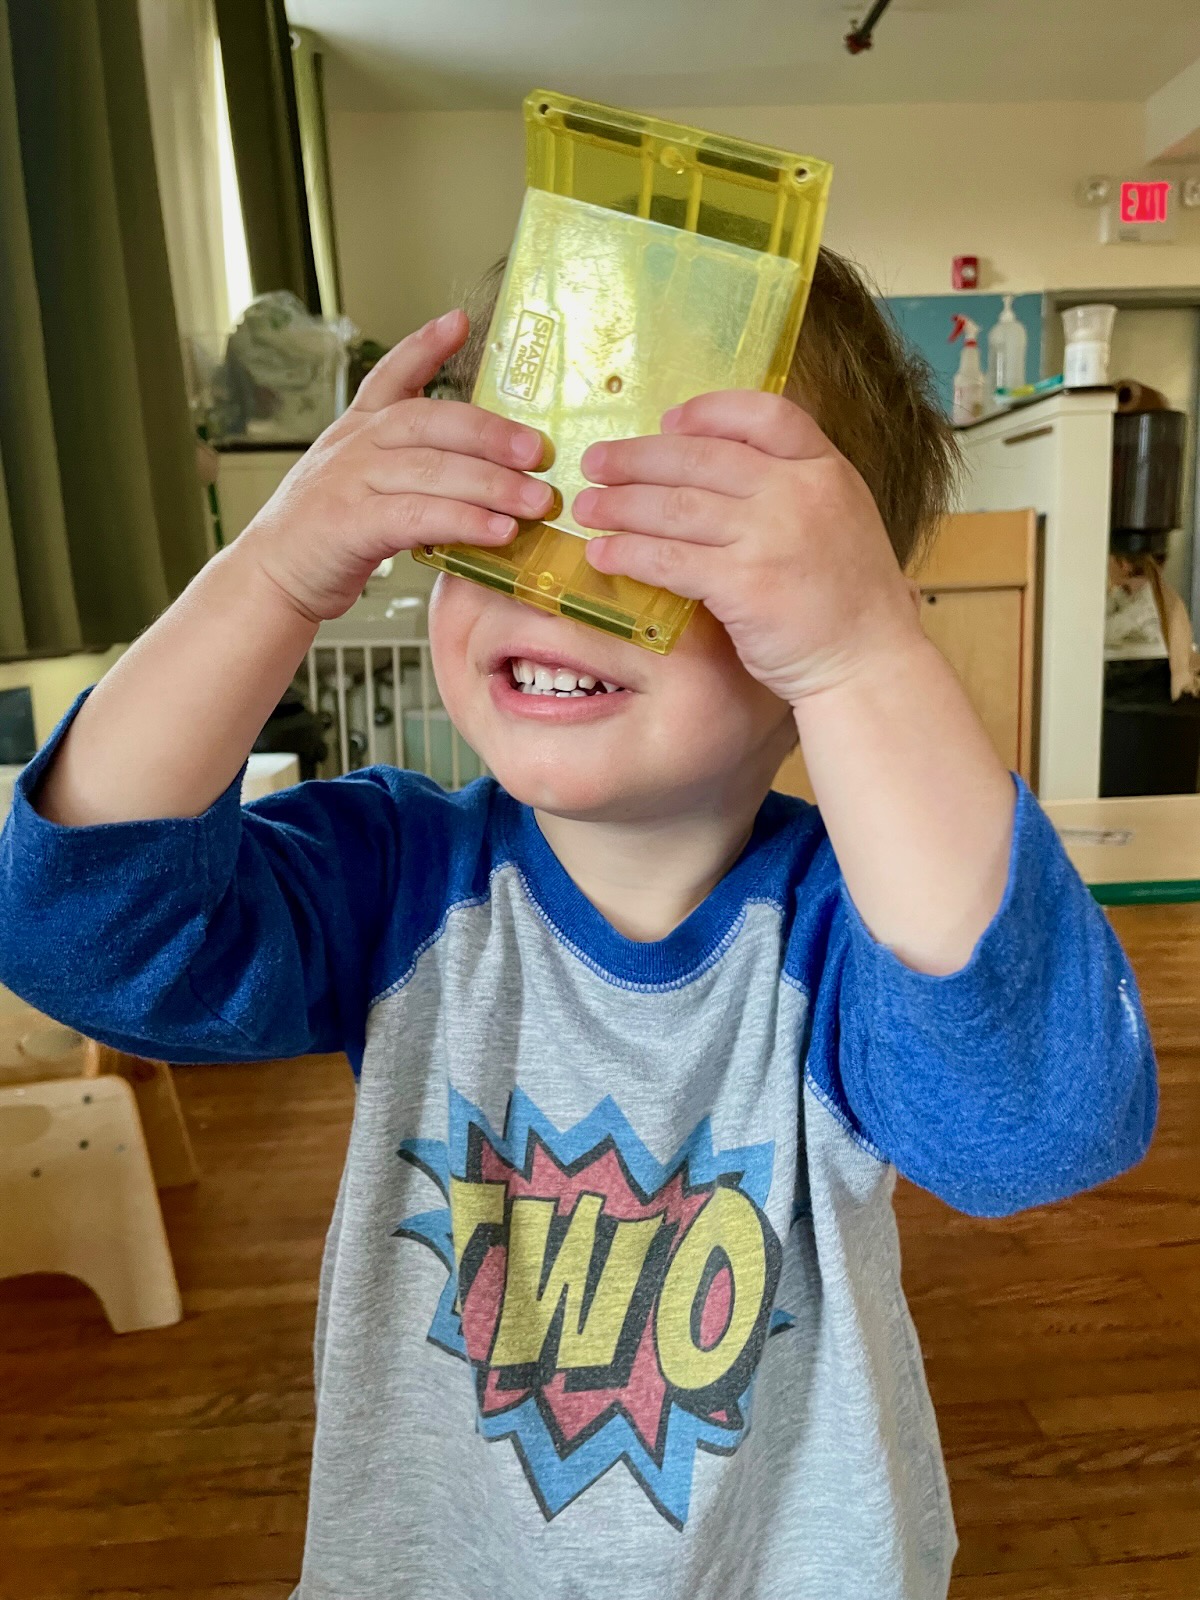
[0,248,1155,1600]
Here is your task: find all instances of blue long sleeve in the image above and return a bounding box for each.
[0,700,440,1067]
[801,780,1158,1217]
[2,698,1157,1215]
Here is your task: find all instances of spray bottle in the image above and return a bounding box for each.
[949,315,986,426]
[987,294,1027,398]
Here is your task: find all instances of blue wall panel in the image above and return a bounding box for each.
[881,294,1044,416]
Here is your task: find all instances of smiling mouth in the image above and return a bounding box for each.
[506,657,628,698]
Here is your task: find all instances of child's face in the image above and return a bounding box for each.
[428,574,796,820]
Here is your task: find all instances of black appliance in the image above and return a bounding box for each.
[1109,409,1187,558]
[1102,406,1199,796]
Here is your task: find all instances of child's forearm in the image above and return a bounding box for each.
[37,542,318,825]
[793,632,1016,977]
[35,312,550,830]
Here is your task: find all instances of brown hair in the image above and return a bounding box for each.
[437,247,958,572]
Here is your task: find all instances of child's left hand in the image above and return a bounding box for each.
[575,391,922,706]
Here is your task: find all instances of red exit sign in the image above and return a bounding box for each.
[1120,181,1172,225]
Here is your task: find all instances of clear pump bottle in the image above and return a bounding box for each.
[987,294,1027,398]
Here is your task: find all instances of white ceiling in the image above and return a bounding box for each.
[285,0,1200,114]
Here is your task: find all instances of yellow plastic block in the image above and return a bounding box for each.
[414,91,831,653]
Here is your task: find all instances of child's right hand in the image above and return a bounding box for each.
[239,309,552,622]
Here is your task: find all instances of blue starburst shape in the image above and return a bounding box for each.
[395,1087,793,1528]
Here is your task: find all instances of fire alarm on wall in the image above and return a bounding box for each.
[952,255,979,290]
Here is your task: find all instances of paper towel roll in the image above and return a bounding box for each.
[1115,379,1169,413]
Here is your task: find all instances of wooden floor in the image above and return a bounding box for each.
[901,903,1200,1598]
[0,905,1196,1599]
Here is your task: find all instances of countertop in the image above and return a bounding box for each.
[0,752,300,829]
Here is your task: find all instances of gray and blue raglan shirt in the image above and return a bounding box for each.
[0,706,1157,1599]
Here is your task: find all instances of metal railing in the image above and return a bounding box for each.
[303,602,485,789]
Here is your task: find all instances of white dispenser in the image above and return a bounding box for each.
[988,294,1027,397]
[1062,304,1117,388]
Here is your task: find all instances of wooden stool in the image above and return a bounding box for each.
[0,994,194,1333]
[0,1074,183,1332]
[0,1002,198,1189]
[82,1041,199,1189]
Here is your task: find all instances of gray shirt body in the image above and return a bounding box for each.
[0,740,1156,1600]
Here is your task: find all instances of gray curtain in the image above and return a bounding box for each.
[215,0,320,312]
[291,26,342,317]
[0,0,209,658]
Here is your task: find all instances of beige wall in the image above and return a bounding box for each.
[0,649,126,747]
[329,99,1200,343]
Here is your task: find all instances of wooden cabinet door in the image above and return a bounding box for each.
[919,587,1024,772]
[773,587,1024,802]
[772,511,1038,801]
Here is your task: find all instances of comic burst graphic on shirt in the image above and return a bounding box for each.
[395,1088,793,1528]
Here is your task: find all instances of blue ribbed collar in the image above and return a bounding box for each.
[494,789,800,990]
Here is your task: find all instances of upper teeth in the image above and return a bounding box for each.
[510,658,618,696]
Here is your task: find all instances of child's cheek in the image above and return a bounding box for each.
[427,575,484,697]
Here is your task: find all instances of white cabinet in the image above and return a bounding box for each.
[212,447,437,601]
[957,390,1117,801]
[213,449,305,543]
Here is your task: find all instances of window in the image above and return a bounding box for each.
[213,34,253,328]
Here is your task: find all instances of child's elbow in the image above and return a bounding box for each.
[931,1016,1159,1219]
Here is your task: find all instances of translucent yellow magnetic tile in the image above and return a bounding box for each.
[414,92,831,653]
